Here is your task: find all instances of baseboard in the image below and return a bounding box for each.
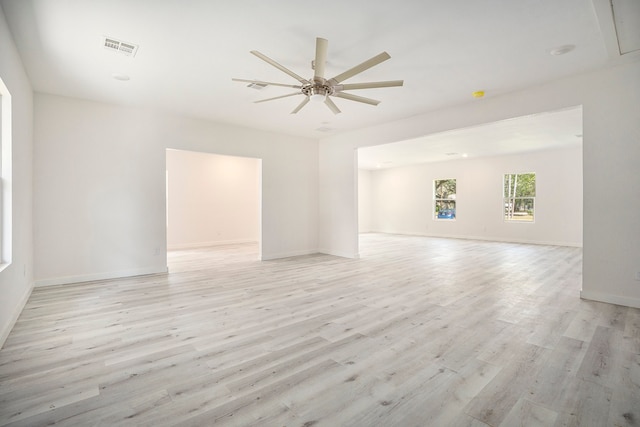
[261,249,319,261]
[34,266,168,288]
[580,290,640,309]
[168,239,257,250]
[317,248,360,259]
[368,230,582,248]
[0,284,33,349]
[450,234,582,247]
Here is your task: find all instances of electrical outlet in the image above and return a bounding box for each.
[635,271,640,281]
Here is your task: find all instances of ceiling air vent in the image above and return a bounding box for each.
[102,36,139,57]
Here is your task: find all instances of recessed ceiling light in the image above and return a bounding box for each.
[549,44,575,55]
[462,153,469,158]
[111,73,130,81]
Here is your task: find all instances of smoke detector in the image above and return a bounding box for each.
[102,36,139,57]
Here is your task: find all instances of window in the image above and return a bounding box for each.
[434,179,456,220]
[504,173,535,222]
[0,76,11,268]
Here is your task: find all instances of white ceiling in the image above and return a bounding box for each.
[0,0,633,146]
[358,106,583,170]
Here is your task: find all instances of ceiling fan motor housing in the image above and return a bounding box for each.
[302,83,333,98]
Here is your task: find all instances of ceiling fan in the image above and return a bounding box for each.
[233,37,404,114]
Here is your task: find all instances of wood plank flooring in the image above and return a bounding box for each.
[1,233,639,426]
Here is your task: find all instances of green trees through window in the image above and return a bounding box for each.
[434,179,456,220]
[504,173,535,221]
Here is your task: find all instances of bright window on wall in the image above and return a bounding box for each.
[0,76,12,267]
[504,173,535,222]
[434,179,456,220]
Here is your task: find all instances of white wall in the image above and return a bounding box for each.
[0,8,34,347]
[320,60,640,308]
[33,93,318,286]
[166,149,260,250]
[357,169,372,233]
[361,146,582,247]
[318,147,359,258]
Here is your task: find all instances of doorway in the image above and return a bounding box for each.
[165,149,262,265]
[356,106,584,250]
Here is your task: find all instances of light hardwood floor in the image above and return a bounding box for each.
[1,233,639,426]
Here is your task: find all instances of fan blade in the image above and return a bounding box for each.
[328,52,391,84]
[254,92,302,103]
[232,78,302,89]
[324,97,341,114]
[313,38,328,82]
[336,80,404,90]
[333,92,380,106]
[291,97,310,114]
[250,50,309,84]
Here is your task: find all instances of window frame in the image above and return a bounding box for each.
[0,76,12,270]
[503,172,536,223]
[433,178,457,221]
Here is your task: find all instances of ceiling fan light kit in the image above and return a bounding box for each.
[233,37,404,114]
[306,85,331,101]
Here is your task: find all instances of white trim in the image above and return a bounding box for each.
[261,249,321,261]
[580,290,640,309]
[0,283,32,348]
[167,239,257,251]
[34,266,168,288]
[366,230,582,248]
[317,248,360,259]
[0,76,12,265]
